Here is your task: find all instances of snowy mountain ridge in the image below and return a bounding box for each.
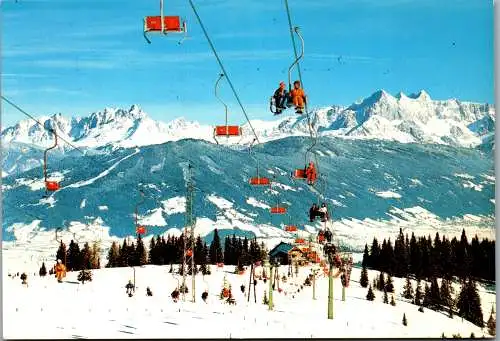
[1,89,494,177]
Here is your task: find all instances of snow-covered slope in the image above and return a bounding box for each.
[1,90,494,177]
[2,261,494,338]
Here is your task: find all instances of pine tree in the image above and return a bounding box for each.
[148,237,156,264]
[90,242,101,269]
[127,241,136,266]
[394,228,409,277]
[377,272,385,291]
[402,313,407,326]
[38,262,47,277]
[159,235,167,265]
[106,241,120,268]
[119,239,129,267]
[209,229,223,264]
[194,236,204,265]
[362,243,370,267]
[440,278,453,317]
[370,238,380,269]
[409,232,422,279]
[366,284,375,301]
[390,295,396,306]
[457,279,484,327]
[77,269,92,284]
[224,236,232,265]
[200,262,210,275]
[402,275,414,299]
[203,242,210,263]
[263,290,269,305]
[487,307,496,336]
[383,289,389,304]
[259,242,268,262]
[242,237,250,266]
[80,242,92,270]
[56,240,67,264]
[423,283,431,308]
[429,277,442,310]
[66,240,81,271]
[385,275,394,293]
[360,265,369,288]
[414,280,422,306]
[136,235,148,266]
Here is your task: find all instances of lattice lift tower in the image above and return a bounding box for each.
[182,162,196,302]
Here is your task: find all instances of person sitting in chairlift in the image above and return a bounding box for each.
[309,203,319,222]
[305,162,317,185]
[318,203,329,222]
[290,80,306,114]
[324,229,333,243]
[273,81,288,114]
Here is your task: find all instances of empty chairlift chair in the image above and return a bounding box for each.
[143,0,187,44]
[270,206,287,214]
[44,129,61,193]
[213,73,243,144]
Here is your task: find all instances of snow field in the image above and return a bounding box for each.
[3,263,492,339]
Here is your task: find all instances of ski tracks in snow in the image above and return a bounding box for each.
[63,148,140,190]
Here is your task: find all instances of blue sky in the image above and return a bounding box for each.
[0,0,494,127]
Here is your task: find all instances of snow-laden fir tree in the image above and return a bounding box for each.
[429,277,442,310]
[39,262,47,277]
[457,278,484,327]
[366,284,375,301]
[136,236,148,266]
[360,265,369,288]
[414,279,422,306]
[383,289,389,304]
[440,278,453,317]
[77,269,92,284]
[487,305,496,336]
[402,275,413,299]
[423,283,431,308]
[106,241,120,268]
[378,272,385,291]
[262,290,269,305]
[385,275,394,293]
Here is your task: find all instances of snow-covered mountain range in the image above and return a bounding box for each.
[1,89,494,177]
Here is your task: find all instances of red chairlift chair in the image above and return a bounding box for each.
[270,206,287,214]
[143,0,187,44]
[213,74,243,144]
[43,129,61,194]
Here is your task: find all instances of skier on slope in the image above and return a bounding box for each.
[125,280,134,297]
[54,259,67,283]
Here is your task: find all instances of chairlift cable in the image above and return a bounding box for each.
[187,0,260,144]
[1,96,86,155]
